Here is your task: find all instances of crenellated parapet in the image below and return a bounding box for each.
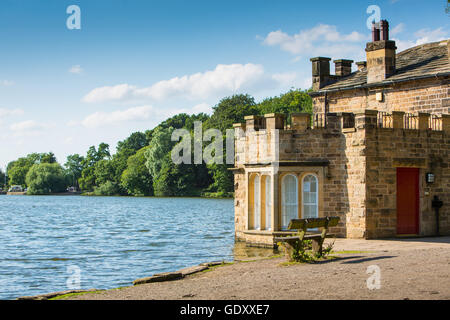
[233,110,449,168]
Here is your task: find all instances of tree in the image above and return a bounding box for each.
[257,88,313,115]
[64,154,85,188]
[78,143,111,191]
[40,152,57,164]
[207,163,234,193]
[25,163,67,194]
[116,132,148,155]
[7,154,40,187]
[152,152,196,196]
[79,166,96,191]
[0,169,5,189]
[145,127,175,178]
[94,159,116,186]
[205,94,258,131]
[121,146,152,196]
[93,181,120,196]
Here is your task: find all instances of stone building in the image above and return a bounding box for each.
[232,20,450,247]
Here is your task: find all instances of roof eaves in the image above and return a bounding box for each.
[308,71,450,97]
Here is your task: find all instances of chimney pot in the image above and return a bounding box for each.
[310,57,331,90]
[380,20,389,41]
[366,20,396,83]
[372,22,380,42]
[333,59,354,77]
[356,61,367,71]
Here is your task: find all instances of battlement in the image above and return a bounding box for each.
[233,110,449,168]
[234,110,450,134]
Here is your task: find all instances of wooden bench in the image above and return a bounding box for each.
[274,216,340,259]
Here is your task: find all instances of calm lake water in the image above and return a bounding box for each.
[0,195,272,300]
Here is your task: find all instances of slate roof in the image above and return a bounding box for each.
[311,40,450,95]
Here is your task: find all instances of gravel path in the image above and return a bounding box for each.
[66,237,450,300]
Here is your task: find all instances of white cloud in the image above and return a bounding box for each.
[80,105,155,128]
[9,120,49,134]
[191,103,212,114]
[0,108,24,117]
[271,72,298,86]
[83,63,272,103]
[262,24,368,59]
[1,80,14,86]
[414,27,448,45]
[394,27,449,52]
[170,103,213,116]
[83,84,136,103]
[69,65,83,74]
[391,23,405,36]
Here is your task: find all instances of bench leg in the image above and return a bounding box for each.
[282,241,295,262]
[281,240,302,262]
[311,238,324,257]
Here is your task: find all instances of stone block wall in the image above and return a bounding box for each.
[365,128,450,238]
[312,77,450,115]
[233,170,246,241]
[233,109,450,242]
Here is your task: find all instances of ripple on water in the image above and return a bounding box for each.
[0,196,236,300]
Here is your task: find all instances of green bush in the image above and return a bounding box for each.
[25,163,67,195]
[93,181,120,196]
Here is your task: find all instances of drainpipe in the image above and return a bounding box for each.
[432,196,443,236]
[324,92,328,128]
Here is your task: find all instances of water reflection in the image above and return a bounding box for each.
[233,241,280,261]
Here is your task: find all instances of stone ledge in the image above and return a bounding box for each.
[133,261,232,285]
[178,265,208,276]
[17,288,99,300]
[133,272,183,285]
[199,261,226,267]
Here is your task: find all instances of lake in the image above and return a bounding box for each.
[0,195,268,300]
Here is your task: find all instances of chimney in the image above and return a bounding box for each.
[333,59,354,77]
[356,61,367,71]
[366,20,396,83]
[310,57,331,90]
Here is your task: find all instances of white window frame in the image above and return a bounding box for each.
[254,175,261,230]
[281,174,298,230]
[264,175,272,231]
[302,174,319,220]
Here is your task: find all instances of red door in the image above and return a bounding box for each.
[396,168,419,235]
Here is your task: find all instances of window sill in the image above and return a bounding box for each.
[243,230,296,236]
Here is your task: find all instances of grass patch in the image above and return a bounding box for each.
[279,255,338,267]
[49,290,104,300]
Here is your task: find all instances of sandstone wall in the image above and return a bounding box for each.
[313,77,450,115]
[365,128,450,238]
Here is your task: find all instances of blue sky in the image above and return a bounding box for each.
[0,0,449,169]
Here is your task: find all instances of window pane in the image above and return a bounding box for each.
[282,175,298,229]
[302,175,318,219]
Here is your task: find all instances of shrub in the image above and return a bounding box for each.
[25,163,67,195]
[93,181,119,196]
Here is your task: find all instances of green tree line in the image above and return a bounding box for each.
[3,89,312,196]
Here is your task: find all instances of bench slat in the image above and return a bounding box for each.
[274,233,336,242]
[288,216,340,230]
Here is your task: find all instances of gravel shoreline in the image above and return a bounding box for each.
[20,237,450,300]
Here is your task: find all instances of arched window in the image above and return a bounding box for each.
[264,175,272,231]
[253,175,261,230]
[281,174,298,230]
[302,174,318,219]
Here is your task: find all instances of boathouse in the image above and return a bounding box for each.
[232,20,450,247]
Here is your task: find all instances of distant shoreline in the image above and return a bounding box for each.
[1,192,233,199]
